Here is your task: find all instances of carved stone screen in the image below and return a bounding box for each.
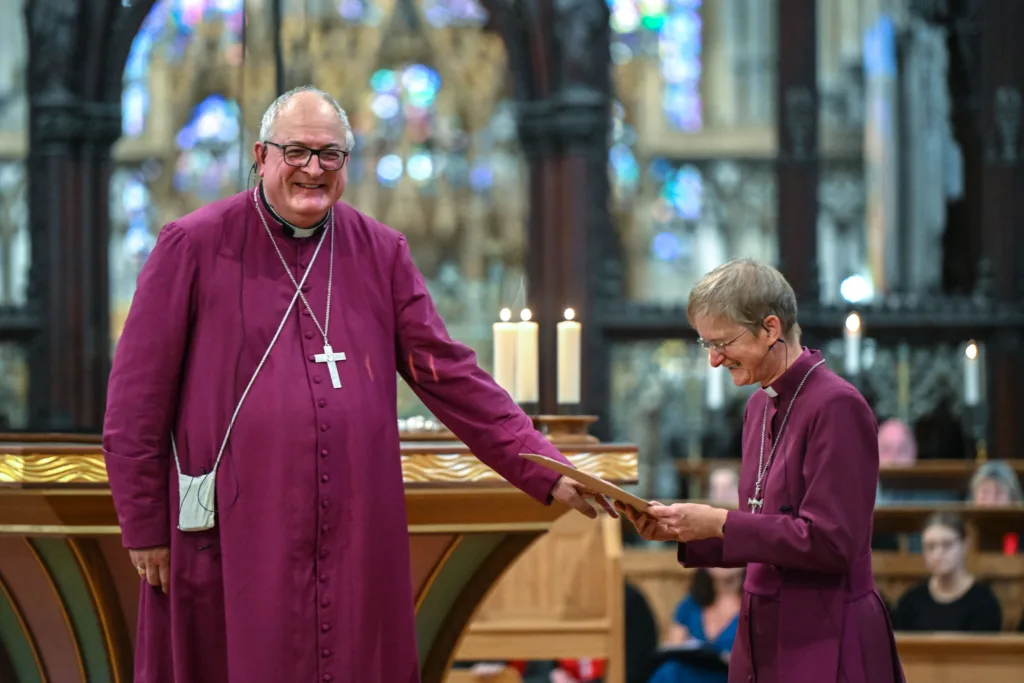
[112,0,525,422]
[608,0,778,304]
[0,0,27,429]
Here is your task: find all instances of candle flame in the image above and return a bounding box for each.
[845,312,861,333]
[499,308,511,322]
[520,308,532,322]
[564,308,575,321]
[966,341,978,360]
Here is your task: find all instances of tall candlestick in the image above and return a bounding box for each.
[492,307,517,396]
[844,312,862,376]
[706,364,725,410]
[515,308,538,404]
[557,308,582,405]
[964,341,980,406]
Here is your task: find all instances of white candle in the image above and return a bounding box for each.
[706,364,725,409]
[844,312,862,376]
[492,308,517,396]
[964,341,980,406]
[515,308,539,404]
[557,308,582,404]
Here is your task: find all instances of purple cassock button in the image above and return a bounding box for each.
[305,331,314,339]
[320,424,329,432]
[321,598,330,608]
[323,675,333,683]
[321,623,330,632]
[322,649,331,658]
[320,449,328,457]
[321,474,330,483]
[300,260,308,268]
[320,549,329,559]
[321,524,330,533]
[321,499,329,508]
[318,398,327,407]
[302,310,311,317]
[319,574,327,583]
[302,284,312,293]
[308,354,316,362]
[314,376,322,384]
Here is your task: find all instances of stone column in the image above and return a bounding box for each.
[23,0,140,431]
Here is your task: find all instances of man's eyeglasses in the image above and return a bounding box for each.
[696,329,749,354]
[265,142,349,171]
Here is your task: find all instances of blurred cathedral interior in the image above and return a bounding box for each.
[0,0,1022,682]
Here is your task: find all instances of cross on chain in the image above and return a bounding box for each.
[314,344,346,388]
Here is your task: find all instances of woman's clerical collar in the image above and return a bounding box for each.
[760,347,821,399]
[258,183,329,239]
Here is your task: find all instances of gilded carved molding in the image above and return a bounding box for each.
[0,450,638,486]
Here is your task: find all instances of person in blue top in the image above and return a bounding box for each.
[649,566,743,683]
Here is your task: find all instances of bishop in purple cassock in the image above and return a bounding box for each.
[102,86,601,683]
[620,259,905,683]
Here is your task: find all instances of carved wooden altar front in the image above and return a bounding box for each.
[0,433,637,683]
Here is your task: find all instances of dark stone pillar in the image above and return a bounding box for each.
[975,0,1024,460]
[487,0,613,424]
[23,0,142,431]
[775,0,819,303]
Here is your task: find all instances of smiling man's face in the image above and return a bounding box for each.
[255,92,348,227]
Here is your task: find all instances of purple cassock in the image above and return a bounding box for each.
[102,188,571,683]
[680,348,906,683]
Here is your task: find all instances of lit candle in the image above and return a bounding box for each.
[515,308,539,404]
[492,308,517,396]
[844,312,862,376]
[706,364,725,410]
[964,341,980,406]
[557,308,582,405]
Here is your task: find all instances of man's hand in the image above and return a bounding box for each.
[646,503,728,542]
[129,546,170,594]
[551,476,618,519]
[615,501,678,541]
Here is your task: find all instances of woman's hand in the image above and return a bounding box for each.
[645,503,729,543]
[615,501,678,542]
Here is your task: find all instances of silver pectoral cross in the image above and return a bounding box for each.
[314,344,345,389]
[747,497,763,512]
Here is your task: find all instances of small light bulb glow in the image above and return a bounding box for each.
[966,341,978,360]
[845,313,861,333]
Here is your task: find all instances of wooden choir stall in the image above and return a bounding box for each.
[0,418,638,683]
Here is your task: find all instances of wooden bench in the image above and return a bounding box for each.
[452,512,625,682]
[446,669,523,683]
[896,634,1024,682]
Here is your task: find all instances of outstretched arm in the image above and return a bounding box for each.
[390,235,570,504]
[103,223,197,550]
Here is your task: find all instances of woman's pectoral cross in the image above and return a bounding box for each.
[314,344,345,388]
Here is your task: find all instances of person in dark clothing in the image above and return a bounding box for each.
[891,512,1003,632]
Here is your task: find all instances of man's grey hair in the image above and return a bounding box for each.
[687,257,801,340]
[259,85,356,151]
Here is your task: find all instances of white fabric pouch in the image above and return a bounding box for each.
[177,471,217,532]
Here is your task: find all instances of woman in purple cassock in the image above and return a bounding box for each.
[620,258,905,683]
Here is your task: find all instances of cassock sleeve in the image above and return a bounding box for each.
[718,390,877,573]
[391,235,568,504]
[103,223,197,549]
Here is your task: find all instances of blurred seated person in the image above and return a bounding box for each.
[875,419,959,504]
[648,567,743,683]
[891,512,1002,632]
[970,461,1023,506]
[707,465,738,506]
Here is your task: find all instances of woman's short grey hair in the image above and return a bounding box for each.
[970,461,1024,502]
[259,85,355,151]
[687,258,801,339]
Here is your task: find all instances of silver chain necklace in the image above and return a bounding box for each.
[252,187,345,389]
[748,358,826,512]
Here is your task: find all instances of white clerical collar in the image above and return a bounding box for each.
[762,385,778,398]
[258,183,329,239]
